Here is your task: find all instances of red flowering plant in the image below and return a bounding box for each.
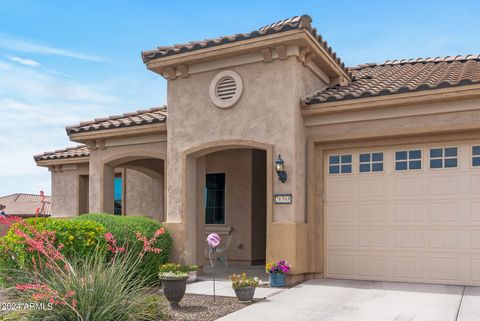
[2,218,168,321]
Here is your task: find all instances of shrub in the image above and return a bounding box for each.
[74,213,172,281]
[4,234,169,321]
[0,217,106,285]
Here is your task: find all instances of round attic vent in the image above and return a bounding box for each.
[209,70,243,108]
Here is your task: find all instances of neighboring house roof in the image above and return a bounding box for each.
[65,106,167,135]
[141,15,349,76]
[0,193,52,217]
[34,145,90,162]
[303,55,480,105]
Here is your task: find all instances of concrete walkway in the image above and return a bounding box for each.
[217,279,480,321]
[186,279,283,299]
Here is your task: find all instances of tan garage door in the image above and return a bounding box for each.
[325,141,480,286]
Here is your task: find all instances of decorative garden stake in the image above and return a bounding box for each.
[207,233,221,302]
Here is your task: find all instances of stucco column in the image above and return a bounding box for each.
[88,162,115,214]
[102,164,115,214]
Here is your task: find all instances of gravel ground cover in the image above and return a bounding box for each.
[165,293,253,321]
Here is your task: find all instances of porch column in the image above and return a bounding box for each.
[89,162,115,214]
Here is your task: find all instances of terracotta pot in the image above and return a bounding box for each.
[160,277,188,306]
[234,286,256,302]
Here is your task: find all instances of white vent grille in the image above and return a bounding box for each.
[216,76,236,100]
[209,70,243,108]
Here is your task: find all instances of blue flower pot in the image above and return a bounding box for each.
[269,273,286,287]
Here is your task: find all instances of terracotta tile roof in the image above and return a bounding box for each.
[141,15,349,76]
[303,55,480,105]
[34,145,90,162]
[0,193,52,217]
[66,106,167,135]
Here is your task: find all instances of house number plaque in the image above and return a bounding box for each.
[274,193,292,204]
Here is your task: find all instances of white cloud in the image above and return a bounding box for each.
[7,55,41,67]
[0,48,166,197]
[0,33,104,62]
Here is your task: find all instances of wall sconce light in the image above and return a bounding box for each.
[275,154,287,183]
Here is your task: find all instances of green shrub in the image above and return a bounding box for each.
[74,213,172,282]
[0,218,106,285]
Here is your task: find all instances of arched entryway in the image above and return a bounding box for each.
[182,141,273,267]
[99,155,165,222]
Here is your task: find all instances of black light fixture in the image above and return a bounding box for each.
[275,154,287,183]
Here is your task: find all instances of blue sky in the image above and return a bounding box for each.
[1,0,479,196]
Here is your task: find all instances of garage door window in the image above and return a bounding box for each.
[329,154,352,174]
[473,146,480,167]
[395,150,422,171]
[430,147,458,169]
[359,152,383,173]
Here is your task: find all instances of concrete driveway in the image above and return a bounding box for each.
[217,279,480,321]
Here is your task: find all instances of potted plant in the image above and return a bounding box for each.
[183,264,199,283]
[230,273,260,302]
[266,259,291,287]
[159,264,189,307]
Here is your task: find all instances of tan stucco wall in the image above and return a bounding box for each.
[51,168,78,217]
[125,168,164,221]
[164,51,325,271]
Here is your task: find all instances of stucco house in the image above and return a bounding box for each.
[34,15,480,286]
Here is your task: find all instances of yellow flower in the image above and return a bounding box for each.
[68,235,74,241]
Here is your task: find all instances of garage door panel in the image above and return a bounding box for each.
[428,257,459,281]
[358,204,385,222]
[358,229,385,248]
[394,230,423,248]
[325,142,480,286]
[358,255,385,277]
[358,178,385,198]
[470,175,480,193]
[471,202,480,221]
[394,177,423,196]
[394,202,425,222]
[428,175,459,195]
[394,256,423,279]
[429,230,460,249]
[428,201,459,222]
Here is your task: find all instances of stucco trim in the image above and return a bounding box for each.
[145,30,348,80]
[302,83,480,117]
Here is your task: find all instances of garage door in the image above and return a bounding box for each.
[325,141,480,285]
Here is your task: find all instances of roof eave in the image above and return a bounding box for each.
[301,83,480,117]
[143,29,349,81]
[35,156,90,167]
[68,122,167,143]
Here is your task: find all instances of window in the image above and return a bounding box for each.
[328,154,352,174]
[429,147,458,169]
[114,176,122,215]
[359,152,384,173]
[395,150,422,171]
[473,146,480,167]
[205,173,225,224]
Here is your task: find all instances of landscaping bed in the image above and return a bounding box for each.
[165,293,252,321]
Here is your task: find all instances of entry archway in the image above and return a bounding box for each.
[100,153,165,222]
[182,140,273,266]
